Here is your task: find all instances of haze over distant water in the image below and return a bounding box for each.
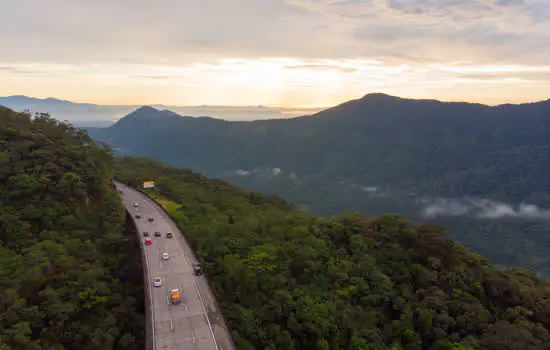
[0,95,322,126]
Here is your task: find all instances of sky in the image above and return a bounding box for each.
[1,0,549,107]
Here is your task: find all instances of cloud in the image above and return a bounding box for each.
[235,169,251,176]
[420,197,550,220]
[2,0,548,65]
[1,0,549,106]
[234,167,285,177]
[289,0,550,65]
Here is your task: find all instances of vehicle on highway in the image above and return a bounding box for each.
[166,232,173,238]
[135,213,141,219]
[170,288,181,304]
[148,216,154,222]
[162,252,170,260]
[143,231,150,237]
[154,231,161,237]
[133,202,139,207]
[192,263,202,276]
[145,238,152,245]
[153,277,163,287]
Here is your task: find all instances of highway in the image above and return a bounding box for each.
[115,181,235,350]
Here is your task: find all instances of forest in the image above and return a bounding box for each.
[114,156,550,350]
[0,107,144,349]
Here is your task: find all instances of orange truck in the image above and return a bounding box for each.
[170,288,181,304]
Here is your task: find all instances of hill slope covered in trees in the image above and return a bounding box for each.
[114,156,550,350]
[87,94,550,279]
[0,107,144,349]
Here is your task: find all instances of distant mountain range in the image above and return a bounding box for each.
[88,93,550,204]
[0,95,322,127]
[88,92,550,278]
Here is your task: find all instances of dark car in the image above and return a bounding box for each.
[166,232,173,238]
[143,232,150,237]
[192,263,202,276]
[135,213,141,219]
[148,216,154,222]
[154,231,161,237]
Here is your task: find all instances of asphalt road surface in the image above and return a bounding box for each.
[115,181,235,350]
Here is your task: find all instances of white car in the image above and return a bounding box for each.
[133,202,140,207]
[153,277,163,287]
[162,252,170,260]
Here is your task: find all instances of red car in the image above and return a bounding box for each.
[145,238,152,245]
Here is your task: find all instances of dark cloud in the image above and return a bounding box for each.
[0,0,548,68]
[495,0,525,6]
[458,71,550,81]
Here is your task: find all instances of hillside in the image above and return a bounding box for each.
[115,156,550,350]
[0,107,144,349]
[89,93,550,204]
[88,94,550,278]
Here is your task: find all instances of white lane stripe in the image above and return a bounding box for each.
[179,242,219,349]
[140,191,220,349]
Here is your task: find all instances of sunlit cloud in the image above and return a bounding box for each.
[0,0,549,106]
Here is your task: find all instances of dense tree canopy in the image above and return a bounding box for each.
[0,107,144,349]
[115,156,550,350]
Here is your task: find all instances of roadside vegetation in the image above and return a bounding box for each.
[0,107,144,349]
[114,156,550,350]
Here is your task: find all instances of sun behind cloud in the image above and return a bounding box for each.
[0,0,549,106]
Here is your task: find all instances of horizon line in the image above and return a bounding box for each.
[2,93,549,109]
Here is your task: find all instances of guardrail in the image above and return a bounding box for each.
[125,210,155,350]
[114,181,155,350]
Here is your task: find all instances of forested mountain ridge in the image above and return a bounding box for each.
[87,93,550,279]
[0,107,144,349]
[114,156,550,350]
[89,93,550,204]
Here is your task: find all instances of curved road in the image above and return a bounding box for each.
[115,181,235,350]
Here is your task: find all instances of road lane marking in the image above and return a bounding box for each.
[170,318,174,331]
[122,183,223,349]
[180,248,219,349]
[184,303,188,312]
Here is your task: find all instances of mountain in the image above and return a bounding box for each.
[87,94,550,278]
[114,156,550,350]
[0,106,144,349]
[91,93,550,202]
[6,100,550,349]
[0,95,322,126]
[89,93,550,204]
[0,95,136,127]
